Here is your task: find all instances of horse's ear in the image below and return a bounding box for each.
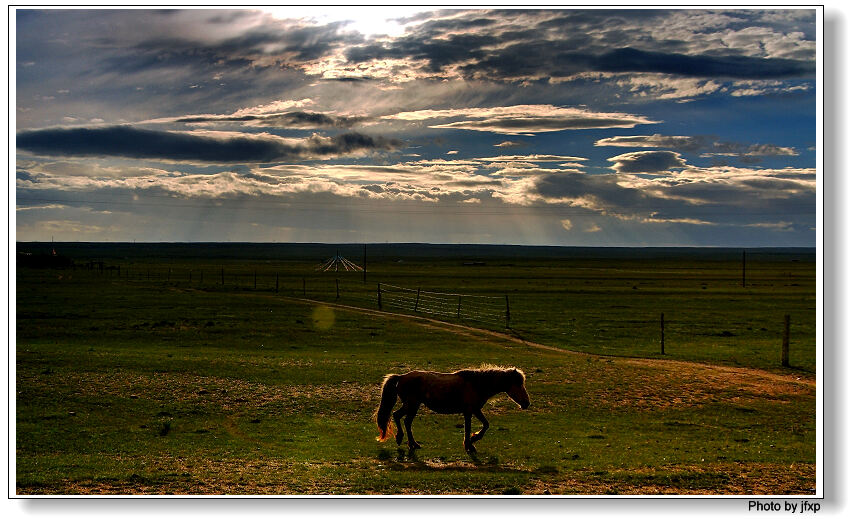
[506,367,524,383]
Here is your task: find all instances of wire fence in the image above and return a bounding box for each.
[376,283,509,327]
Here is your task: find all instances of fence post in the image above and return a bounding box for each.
[377,283,382,310]
[414,288,421,312]
[660,313,665,355]
[782,314,791,367]
[505,294,511,328]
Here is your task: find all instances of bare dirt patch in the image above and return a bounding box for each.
[568,358,815,412]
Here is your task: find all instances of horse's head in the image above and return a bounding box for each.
[505,368,530,410]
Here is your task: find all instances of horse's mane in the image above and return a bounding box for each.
[456,364,525,385]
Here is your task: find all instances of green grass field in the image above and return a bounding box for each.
[15,243,816,494]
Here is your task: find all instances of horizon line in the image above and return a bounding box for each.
[14,241,817,250]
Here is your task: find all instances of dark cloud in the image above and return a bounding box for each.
[529,166,814,231]
[346,10,814,82]
[408,14,499,36]
[205,10,257,25]
[596,134,799,159]
[347,32,498,73]
[458,45,813,82]
[608,151,687,173]
[533,171,648,210]
[591,48,814,79]
[17,126,403,164]
[217,22,364,61]
[172,111,369,129]
[448,179,504,188]
[99,20,364,76]
[319,76,373,83]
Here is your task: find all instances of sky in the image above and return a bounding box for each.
[13,7,818,246]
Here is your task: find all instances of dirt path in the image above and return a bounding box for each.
[279,295,815,390]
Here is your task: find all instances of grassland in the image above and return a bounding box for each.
[15,243,816,495]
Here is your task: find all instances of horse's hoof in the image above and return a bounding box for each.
[464,443,476,454]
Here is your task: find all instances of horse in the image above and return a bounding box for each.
[374,366,530,453]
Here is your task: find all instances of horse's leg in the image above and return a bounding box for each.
[463,412,476,453]
[392,406,406,446]
[471,409,490,444]
[403,404,421,450]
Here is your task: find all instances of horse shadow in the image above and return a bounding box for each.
[377,447,523,473]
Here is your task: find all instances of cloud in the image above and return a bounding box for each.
[739,144,799,156]
[17,151,815,242]
[147,110,369,129]
[342,10,814,83]
[607,151,688,174]
[120,18,365,70]
[613,75,723,100]
[474,154,588,163]
[16,126,403,163]
[587,47,814,79]
[525,163,814,233]
[386,104,658,135]
[495,140,523,148]
[596,134,799,160]
[596,134,707,151]
[430,116,645,134]
[728,80,812,97]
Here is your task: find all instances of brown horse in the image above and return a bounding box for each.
[375,366,530,453]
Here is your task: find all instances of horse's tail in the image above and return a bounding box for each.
[375,374,400,441]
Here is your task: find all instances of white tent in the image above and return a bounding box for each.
[316,251,364,272]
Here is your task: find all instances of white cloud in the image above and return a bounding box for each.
[615,75,722,100]
[385,105,658,135]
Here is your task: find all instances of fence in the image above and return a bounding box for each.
[376,283,510,327]
[62,263,512,327]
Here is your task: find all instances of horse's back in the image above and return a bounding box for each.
[397,370,473,413]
